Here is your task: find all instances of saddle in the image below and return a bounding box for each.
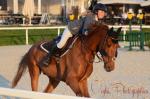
[40,35,78,57]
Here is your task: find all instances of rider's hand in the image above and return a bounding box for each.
[84,30,89,36]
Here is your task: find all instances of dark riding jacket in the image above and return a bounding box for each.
[68,12,105,35]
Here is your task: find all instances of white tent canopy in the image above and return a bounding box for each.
[140,1,150,6]
[23,0,35,25]
[98,0,150,7]
[98,0,143,5]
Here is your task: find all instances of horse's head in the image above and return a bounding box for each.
[99,27,121,72]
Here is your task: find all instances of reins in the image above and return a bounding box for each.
[80,30,108,63]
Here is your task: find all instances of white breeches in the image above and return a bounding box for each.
[57,27,73,48]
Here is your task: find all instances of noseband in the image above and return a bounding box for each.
[98,34,118,63]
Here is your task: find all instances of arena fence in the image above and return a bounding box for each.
[119,31,150,50]
[0,25,149,49]
[0,87,94,99]
[0,26,66,45]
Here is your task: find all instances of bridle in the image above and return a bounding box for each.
[80,30,118,64]
[99,35,119,63]
[80,31,108,63]
[98,32,108,56]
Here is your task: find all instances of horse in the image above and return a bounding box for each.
[12,24,121,97]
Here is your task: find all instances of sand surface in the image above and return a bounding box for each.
[0,45,150,99]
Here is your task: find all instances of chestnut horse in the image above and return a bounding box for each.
[12,24,121,97]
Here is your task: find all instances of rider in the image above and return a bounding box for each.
[40,3,108,66]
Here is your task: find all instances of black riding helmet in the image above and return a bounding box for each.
[92,3,107,14]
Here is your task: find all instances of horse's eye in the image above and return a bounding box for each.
[100,50,107,56]
[112,39,118,44]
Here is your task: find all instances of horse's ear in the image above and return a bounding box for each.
[110,27,114,32]
[108,27,114,36]
[117,27,122,34]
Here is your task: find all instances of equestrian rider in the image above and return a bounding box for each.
[40,3,107,66]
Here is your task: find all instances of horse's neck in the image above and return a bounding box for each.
[85,30,106,51]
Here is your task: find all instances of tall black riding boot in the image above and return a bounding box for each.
[39,44,60,66]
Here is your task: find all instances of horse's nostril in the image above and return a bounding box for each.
[112,57,116,61]
[106,67,112,72]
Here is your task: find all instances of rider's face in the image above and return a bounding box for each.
[97,10,106,19]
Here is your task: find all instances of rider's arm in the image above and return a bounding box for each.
[81,14,96,35]
[67,18,83,35]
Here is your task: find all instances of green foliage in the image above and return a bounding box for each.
[147,40,150,48]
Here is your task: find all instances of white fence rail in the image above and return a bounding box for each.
[0,87,94,99]
[0,26,66,45]
[0,25,149,45]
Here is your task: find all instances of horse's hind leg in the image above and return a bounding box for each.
[44,77,60,93]
[28,63,40,91]
[79,79,90,97]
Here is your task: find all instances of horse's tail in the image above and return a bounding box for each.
[12,53,28,88]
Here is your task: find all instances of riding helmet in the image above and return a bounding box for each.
[92,3,107,14]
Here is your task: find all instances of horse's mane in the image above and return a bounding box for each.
[87,24,109,36]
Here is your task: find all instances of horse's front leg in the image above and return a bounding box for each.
[79,78,90,97]
[44,77,60,93]
[67,76,82,96]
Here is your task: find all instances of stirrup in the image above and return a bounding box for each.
[38,57,51,67]
[42,58,50,66]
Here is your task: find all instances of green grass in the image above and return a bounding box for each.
[0,29,64,46]
[142,28,150,32]
[0,27,149,46]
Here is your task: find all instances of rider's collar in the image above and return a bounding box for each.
[95,15,98,21]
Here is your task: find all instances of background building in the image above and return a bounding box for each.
[0,0,149,25]
[0,0,7,10]
[0,0,148,14]
[6,0,87,15]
